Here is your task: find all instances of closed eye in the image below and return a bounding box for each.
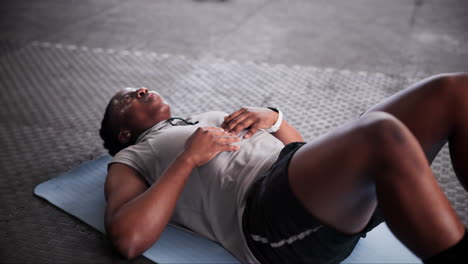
[121,94,133,104]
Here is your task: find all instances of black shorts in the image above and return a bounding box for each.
[242,142,384,264]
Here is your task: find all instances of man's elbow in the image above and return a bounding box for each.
[121,245,141,260]
[105,216,160,260]
[106,221,144,260]
[113,234,144,260]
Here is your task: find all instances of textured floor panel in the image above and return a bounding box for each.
[0,42,467,262]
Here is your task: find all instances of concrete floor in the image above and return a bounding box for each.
[2,0,467,76]
[1,0,467,263]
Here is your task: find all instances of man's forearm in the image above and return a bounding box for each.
[272,120,304,145]
[108,152,195,259]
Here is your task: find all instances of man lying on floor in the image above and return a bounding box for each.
[100,73,468,264]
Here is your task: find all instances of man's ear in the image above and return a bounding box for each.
[118,129,132,144]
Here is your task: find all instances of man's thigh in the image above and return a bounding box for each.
[287,114,384,235]
[243,142,372,264]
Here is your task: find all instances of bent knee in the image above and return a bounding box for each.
[436,72,468,87]
[358,112,427,172]
[445,72,468,100]
[359,111,410,146]
[428,73,468,102]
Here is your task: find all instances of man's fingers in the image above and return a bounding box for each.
[244,126,259,139]
[225,114,251,132]
[215,135,241,144]
[203,130,237,138]
[231,118,255,134]
[201,126,224,131]
[218,143,240,152]
[222,108,247,127]
[197,127,239,138]
[199,127,231,136]
[225,108,247,122]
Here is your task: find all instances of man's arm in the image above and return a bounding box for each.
[221,107,304,145]
[271,119,304,145]
[104,127,240,259]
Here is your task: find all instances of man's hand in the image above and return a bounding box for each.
[221,107,278,138]
[182,127,241,167]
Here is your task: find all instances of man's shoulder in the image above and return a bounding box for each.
[111,140,154,165]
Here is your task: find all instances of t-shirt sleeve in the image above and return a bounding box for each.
[109,141,156,184]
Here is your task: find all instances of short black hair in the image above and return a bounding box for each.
[99,101,126,156]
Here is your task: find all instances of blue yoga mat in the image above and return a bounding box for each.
[34,155,421,263]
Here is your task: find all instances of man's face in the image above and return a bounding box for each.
[110,87,171,138]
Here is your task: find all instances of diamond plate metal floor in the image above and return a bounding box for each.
[0,42,467,263]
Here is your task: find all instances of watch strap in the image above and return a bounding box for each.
[265,107,283,133]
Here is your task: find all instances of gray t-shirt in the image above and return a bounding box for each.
[110,111,284,263]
